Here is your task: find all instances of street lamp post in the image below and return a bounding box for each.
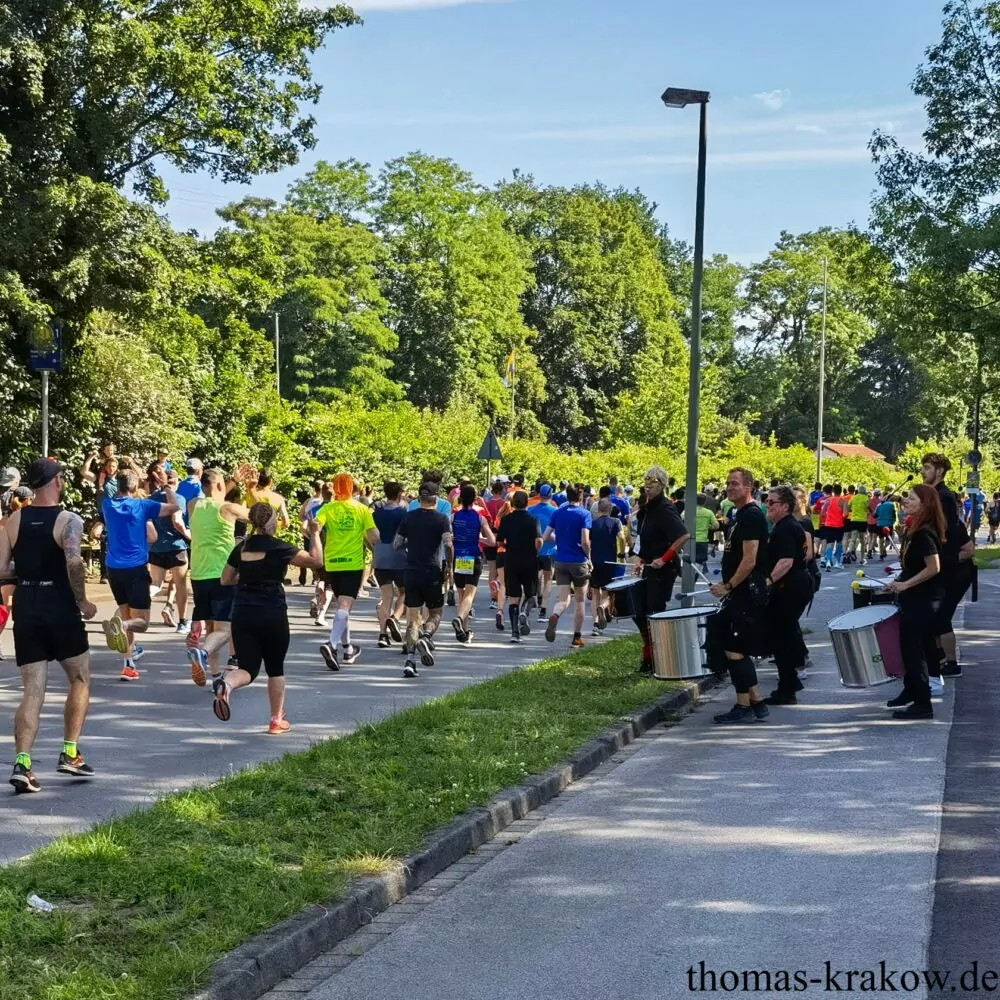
[662,87,710,608]
[816,258,828,484]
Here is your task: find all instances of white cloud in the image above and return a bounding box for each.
[311,0,507,9]
[607,146,874,169]
[753,89,791,111]
[795,124,825,134]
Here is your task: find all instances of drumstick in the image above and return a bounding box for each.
[681,555,715,587]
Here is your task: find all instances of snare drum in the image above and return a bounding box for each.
[828,605,904,687]
[852,579,896,610]
[606,576,643,619]
[648,606,720,679]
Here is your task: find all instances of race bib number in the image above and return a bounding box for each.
[455,556,476,574]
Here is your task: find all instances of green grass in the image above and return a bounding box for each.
[0,635,679,1000]
[975,545,1000,569]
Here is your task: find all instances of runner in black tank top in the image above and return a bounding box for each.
[0,459,98,794]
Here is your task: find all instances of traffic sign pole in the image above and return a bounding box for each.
[41,370,49,456]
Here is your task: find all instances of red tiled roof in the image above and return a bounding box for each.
[824,442,886,461]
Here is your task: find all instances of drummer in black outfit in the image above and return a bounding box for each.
[885,484,945,720]
[633,466,690,675]
[920,453,975,678]
[762,485,814,706]
[709,467,770,724]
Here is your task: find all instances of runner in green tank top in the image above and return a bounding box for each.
[186,469,249,687]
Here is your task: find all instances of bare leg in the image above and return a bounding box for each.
[204,622,231,675]
[377,584,395,633]
[14,662,48,754]
[173,563,189,621]
[267,676,286,718]
[457,584,477,625]
[60,652,91,743]
[572,593,586,634]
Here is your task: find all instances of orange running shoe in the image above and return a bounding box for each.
[570,637,586,648]
[120,665,140,681]
[268,714,291,735]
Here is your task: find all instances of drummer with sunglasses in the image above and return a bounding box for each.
[633,466,689,675]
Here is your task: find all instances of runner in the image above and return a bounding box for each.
[395,482,453,677]
[187,469,249,687]
[450,484,495,645]
[297,480,325,587]
[102,469,180,680]
[988,491,1000,546]
[316,473,379,672]
[694,492,718,574]
[588,498,622,638]
[820,484,846,569]
[213,503,324,732]
[247,470,290,530]
[176,458,204,522]
[494,490,541,645]
[1,459,98,793]
[846,485,871,565]
[542,485,592,648]
[482,478,506,610]
[528,484,558,619]
[149,467,192,633]
[372,481,409,648]
[312,482,335,626]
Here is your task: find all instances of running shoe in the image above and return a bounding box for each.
[518,612,530,636]
[403,660,419,678]
[451,618,467,643]
[57,753,94,777]
[544,615,559,643]
[377,633,392,648]
[268,714,291,735]
[386,617,403,643]
[571,637,586,648]
[175,619,190,635]
[591,627,602,638]
[489,580,500,602]
[495,612,505,632]
[461,631,474,645]
[315,616,327,628]
[416,636,435,668]
[102,614,129,654]
[420,632,436,652]
[713,704,755,725]
[341,645,360,665]
[510,634,522,645]
[162,604,177,628]
[9,763,40,794]
[227,655,238,668]
[212,676,232,722]
[321,643,340,672]
[892,703,933,720]
[447,588,456,607]
[187,646,208,687]
[120,665,140,682]
[595,606,608,630]
[131,646,145,662]
[309,598,318,619]
[538,606,547,618]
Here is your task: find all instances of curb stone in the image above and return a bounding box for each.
[193,672,721,1000]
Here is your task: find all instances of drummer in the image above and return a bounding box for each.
[761,485,814,705]
[884,484,945,720]
[709,467,770,724]
[633,466,689,675]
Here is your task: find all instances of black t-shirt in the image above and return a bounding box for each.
[373,503,407,544]
[899,526,944,599]
[797,515,816,553]
[496,509,541,568]
[935,483,969,568]
[397,508,452,572]
[226,535,299,608]
[767,516,808,577]
[722,502,768,586]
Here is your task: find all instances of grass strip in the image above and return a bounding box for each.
[974,545,1000,569]
[0,634,677,1000]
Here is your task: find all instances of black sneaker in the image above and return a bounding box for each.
[10,763,40,794]
[538,606,547,618]
[452,618,467,642]
[420,632,436,652]
[886,692,913,709]
[495,612,505,632]
[377,633,391,649]
[320,644,340,672]
[416,637,435,668]
[750,701,770,720]
[713,704,756,725]
[227,655,238,668]
[518,612,530,636]
[940,661,962,677]
[892,703,933,720]
[446,588,456,607]
[764,691,797,706]
[56,753,95,777]
[341,645,360,665]
[386,617,403,643]
[403,660,419,678]
[510,634,522,645]
[544,615,559,643]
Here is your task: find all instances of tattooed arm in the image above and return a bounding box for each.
[62,512,97,620]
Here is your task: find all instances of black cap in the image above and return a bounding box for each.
[26,458,64,489]
[512,473,525,485]
[419,481,440,498]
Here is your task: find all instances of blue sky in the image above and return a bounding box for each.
[163,0,945,264]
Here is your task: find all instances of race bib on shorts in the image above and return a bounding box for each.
[455,556,476,574]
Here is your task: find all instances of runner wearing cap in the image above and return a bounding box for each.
[102,469,180,681]
[316,473,379,672]
[1,458,98,793]
[395,482,454,678]
[0,467,21,519]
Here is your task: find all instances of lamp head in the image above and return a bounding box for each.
[661,87,711,109]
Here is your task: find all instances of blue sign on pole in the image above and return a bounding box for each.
[28,321,62,372]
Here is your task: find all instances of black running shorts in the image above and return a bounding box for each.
[453,556,483,590]
[107,565,152,610]
[404,570,444,611]
[324,569,363,599]
[148,550,188,571]
[374,568,405,589]
[504,563,537,601]
[192,578,236,623]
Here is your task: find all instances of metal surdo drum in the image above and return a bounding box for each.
[851,579,896,611]
[828,604,904,687]
[606,576,643,620]
[648,606,720,680]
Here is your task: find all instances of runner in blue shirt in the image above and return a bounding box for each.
[450,485,495,644]
[541,485,592,647]
[529,484,558,618]
[149,467,192,634]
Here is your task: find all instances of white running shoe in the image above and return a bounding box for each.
[929,676,945,697]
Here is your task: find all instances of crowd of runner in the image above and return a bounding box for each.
[0,449,981,792]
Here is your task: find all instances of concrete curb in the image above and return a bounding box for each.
[194,673,721,1000]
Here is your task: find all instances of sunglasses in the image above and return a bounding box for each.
[764,498,787,506]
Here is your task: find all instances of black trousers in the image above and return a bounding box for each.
[766,577,812,693]
[935,561,973,638]
[898,591,937,708]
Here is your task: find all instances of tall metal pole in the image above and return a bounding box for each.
[510,349,516,443]
[815,258,828,484]
[681,100,708,608]
[41,370,50,457]
[274,312,280,397]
